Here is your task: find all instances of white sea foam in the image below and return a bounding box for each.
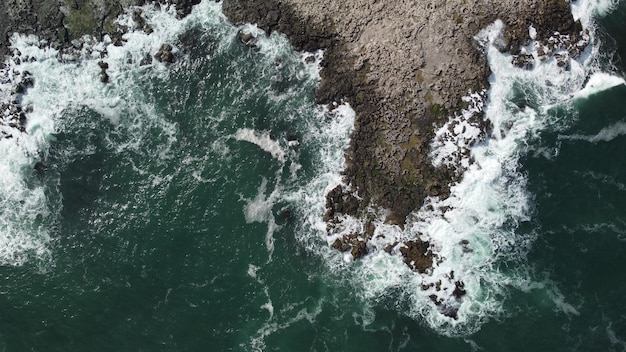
[574,72,625,99]
[560,120,626,143]
[0,138,53,266]
[248,296,325,352]
[431,90,486,170]
[0,0,232,266]
[234,128,286,162]
[572,0,621,25]
[243,177,282,261]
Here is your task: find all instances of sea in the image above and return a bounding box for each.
[0,0,625,350]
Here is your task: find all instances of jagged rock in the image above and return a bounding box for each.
[237,30,258,48]
[350,240,367,259]
[140,53,153,66]
[323,185,360,221]
[154,43,175,63]
[132,9,153,33]
[331,238,350,252]
[512,53,535,70]
[452,281,466,298]
[555,52,570,69]
[399,239,433,273]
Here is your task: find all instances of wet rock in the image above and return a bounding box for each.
[331,238,351,252]
[512,52,534,70]
[14,72,35,94]
[383,241,398,253]
[154,43,175,63]
[168,0,202,18]
[440,304,460,320]
[555,52,570,69]
[452,281,466,298]
[132,9,153,33]
[350,240,367,259]
[140,53,153,66]
[34,161,47,173]
[323,185,361,221]
[399,239,433,273]
[238,30,258,48]
[98,61,110,83]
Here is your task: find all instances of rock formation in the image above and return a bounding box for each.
[222,0,587,263]
[0,0,202,60]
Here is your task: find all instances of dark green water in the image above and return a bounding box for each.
[1,1,626,351]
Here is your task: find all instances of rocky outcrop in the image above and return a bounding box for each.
[0,0,202,60]
[0,0,202,144]
[223,0,585,230]
[222,1,586,315]
[1,71,33,139]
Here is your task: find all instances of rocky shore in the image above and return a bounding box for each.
[1,0,588,319]
[223,0,587,317]
[0,0,200,140]
[222,0,585,249]
[0,0,201,60]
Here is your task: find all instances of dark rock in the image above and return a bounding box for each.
[331,238,350,252]
[555,52,570,69]
[512,52,534,70]
[350,240,367,259]
[279,208,292,220]
[452,281,466,298]
[237,30,258,47]
[323,185,361,221]
[34,161,46,173]
[383,241,398,253]
[154,43,175,63]
[399,239,433,273]
[140,53,153,66]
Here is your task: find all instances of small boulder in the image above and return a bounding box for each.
[155,44,175,63]
[512,53,534,70]
[238,30,258,48]
[399,239,433,273]
[350,240,368,259]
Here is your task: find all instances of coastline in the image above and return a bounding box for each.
[0,0,202,60]
[0,0,590,320]
[222,0,586,262]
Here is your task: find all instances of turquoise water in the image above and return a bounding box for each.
[1,1,626,351]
